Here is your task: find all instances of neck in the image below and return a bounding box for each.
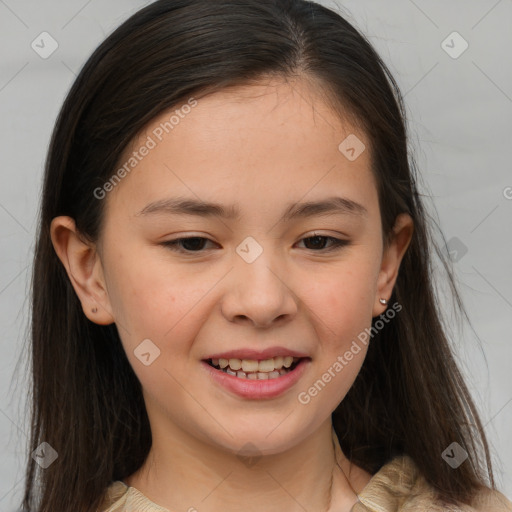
[124,418,362,512]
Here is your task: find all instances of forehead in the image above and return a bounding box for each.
[125,76,366,159]
[105,77,376,219]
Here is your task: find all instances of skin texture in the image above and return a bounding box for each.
[51,77,413,512]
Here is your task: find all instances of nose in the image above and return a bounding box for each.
[221,249,298,328]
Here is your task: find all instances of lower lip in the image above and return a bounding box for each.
[201,358,311,400]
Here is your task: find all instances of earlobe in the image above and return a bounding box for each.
[373,213,414,316]
[50,216,115,325]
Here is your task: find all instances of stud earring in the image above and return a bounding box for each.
[379,298,388,305]
[91,307,98,313]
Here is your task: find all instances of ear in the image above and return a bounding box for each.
[372,213,414,317]
[50,216,114,325]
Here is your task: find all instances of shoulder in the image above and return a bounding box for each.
[98,481,128,512]
[99,480,171,512]
[352,454,512,512]
[468,487,512,512]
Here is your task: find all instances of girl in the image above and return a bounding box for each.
[21,0,512,511]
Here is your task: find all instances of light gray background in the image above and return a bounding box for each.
[0,0,511,509]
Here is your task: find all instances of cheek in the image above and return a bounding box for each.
[299,270,374,410]
[105,253,215,366]
[306,259,377,339]
[101,251,176,341]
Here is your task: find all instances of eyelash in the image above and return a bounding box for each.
[161,234,349,254]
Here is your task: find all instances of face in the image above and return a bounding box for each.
[55,77,411,457]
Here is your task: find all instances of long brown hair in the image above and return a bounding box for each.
[19,1,497,510]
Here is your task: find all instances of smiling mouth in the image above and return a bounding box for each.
[206,356,304,380]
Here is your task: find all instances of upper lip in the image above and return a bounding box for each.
[204,346,310,361]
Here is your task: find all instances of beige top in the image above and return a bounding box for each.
[99,430,512,512]
[349,458,512,512]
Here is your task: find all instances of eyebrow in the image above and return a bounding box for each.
[136,195,367,221]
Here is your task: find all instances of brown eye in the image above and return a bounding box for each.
[296,235,349,252]
[162,237,215,253]
[161,235,349,255]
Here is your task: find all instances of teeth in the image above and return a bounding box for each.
[273,356,283,369]
[212,356,299,373]
[229,358,242,370]
[210,356,303,380]
[241,359,259,372]
[257,358,275,372]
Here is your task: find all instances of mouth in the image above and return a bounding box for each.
[205,356,304,380]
